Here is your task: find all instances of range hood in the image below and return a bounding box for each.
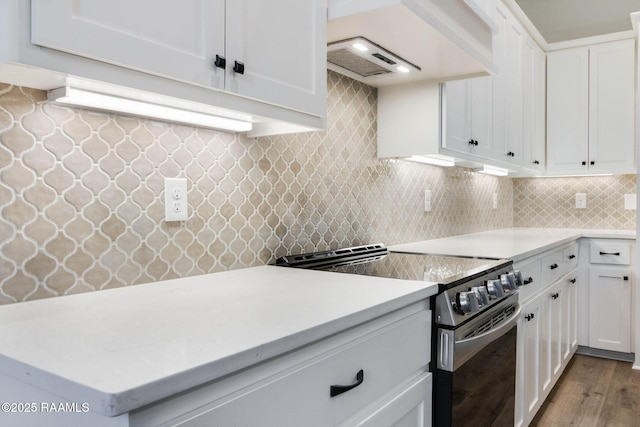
[327,0,496,87]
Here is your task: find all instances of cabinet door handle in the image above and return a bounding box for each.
[599,251,620,256]
[507,151,515,157]
[568,254,576,260]
[590,161,595,166]
[569,278,577,284]
[468,139,479,146]
[550,263,558,270]
[533,160,540,165]
[525,313,535,321]
[214,54,226,69]
[233,60,245,74]
[582,161,587,166]
[330,369,364,397]
[524,277,534,285]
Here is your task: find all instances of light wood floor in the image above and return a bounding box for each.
[531,354,640,426]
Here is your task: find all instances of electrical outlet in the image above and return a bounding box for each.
[165,178,188,221]
[624,194,637,210]
[575,193,586,209]
[424,190,431,212]
[492,193,498,209]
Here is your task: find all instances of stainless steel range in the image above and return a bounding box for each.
[275,243,523,426]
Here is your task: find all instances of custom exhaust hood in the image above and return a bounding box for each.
[327,0,496,87]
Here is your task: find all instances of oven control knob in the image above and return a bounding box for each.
[455,291,479,314]
[471,286,490,306]
[512,270,524,287]
[501,273,517,292]
[485,279,504,299]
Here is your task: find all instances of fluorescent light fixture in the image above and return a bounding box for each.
[397,66,410,73]
[405,155,456,167]
[352,42,369,52]
[478,165,509,176]
[48,86,253,133]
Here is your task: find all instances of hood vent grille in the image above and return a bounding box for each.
[327,37,420,82]
[328,49,391,77]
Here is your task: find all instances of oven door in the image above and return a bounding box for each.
[434,296,521,426]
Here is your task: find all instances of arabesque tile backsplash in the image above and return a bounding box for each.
[0,72,635,304]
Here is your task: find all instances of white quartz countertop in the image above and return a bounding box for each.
[0,265,437,417]
[390,228,636,262]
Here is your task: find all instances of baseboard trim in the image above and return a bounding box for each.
[576,345,635,363]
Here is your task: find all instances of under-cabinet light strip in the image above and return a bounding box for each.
[48,86,253,133]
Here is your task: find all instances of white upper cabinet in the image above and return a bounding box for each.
[2,0,327,136]
[547,39,635,175]
[443,76,493,158]
[225,1,326,117]
[492,2,524,167]
[31,0,227,90]
[521,35,546,173]
[31,0,325,119]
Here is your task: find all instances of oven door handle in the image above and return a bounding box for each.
[451,304,521,371]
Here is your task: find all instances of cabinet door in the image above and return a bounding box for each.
[589,267,632,353]
[503,18,523,165]
[547,47,589,174]
[522,36,545,172]
[492,3,523,166]
[470,76,494,157]
[516,297,541,427]
[444,79,472,152]
[566,274,579,358]
[588,39,635,174]
[225,0,326,117]
[31,0,226,89]
[444,77,492,157]
[548,282,563,383]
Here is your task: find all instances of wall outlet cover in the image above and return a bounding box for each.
[165,178,188,221]
[575,193,586,209]
[424,190,431,212]
[624,194,637,210]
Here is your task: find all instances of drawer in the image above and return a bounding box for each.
[135,310,431,427]
[541,248,565,285]
[562,242,579,270]
[590,240,631,265]
[514,258,542,303]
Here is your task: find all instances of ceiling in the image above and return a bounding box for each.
[515,0,640,43]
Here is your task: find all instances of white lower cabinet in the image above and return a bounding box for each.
[515,241,579,427]
[581,238,635,355]
[130,305,432,427]
[515,294,542,427]
[589,267,632,353]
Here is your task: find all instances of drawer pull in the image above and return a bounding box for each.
[550,264,558,270]
[330,369,364,397]
[568,254,576,260]
[599,251,620,256]
[525,313,535,321]
[569,278,577,284]
[524,277,534,285]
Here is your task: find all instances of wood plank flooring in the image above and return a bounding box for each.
[531,354,640,426]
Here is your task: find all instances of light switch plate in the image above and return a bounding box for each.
[575,193,586,209]
[165,178,188,221]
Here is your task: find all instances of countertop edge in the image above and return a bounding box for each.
[108,285,436,416]
[0,267,438,417]
[390,228,636,262]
